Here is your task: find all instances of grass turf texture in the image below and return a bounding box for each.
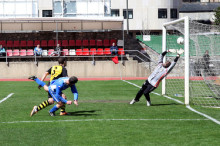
[0,80,220,145]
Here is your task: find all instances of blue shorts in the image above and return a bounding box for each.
[48,89,63,103]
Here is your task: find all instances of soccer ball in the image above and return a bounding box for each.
[177,37,184,45]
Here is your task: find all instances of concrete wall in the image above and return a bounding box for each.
[0,60,150,79]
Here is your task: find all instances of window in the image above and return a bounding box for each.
[170,9,177,19]
[111,9,119,17]
[158,9,167,19]
[43,10,52,17]
[123,9,133,19]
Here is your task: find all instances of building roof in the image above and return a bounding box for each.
[179,2,220,13]
[0,17,124,33]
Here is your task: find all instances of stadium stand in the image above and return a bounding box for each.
[48,49,54,56]
[48,40,55,47]
[7,41,13,48]
[12,49,20,56]
[118,48,125,55]
[76,40,82,47]
[82,48,89,56]
[97,48,104,55]
[26,49,34,56]
[62,49,69,56]
[41,40,47,47]
[104,48,111,55]
[0,40,6,47]
[104,39,110,47]
[20,49,27,56]
[89,40,96,47]
[62,40,68,47]
[83,40,89,47]
[55,40,61,46]
[6,49,12,56]
[69,40,75,47]
[14,40,20,48]
[69,49,76,55]
[42,50,48,56]
[34,40,40,46]
[90,48,96,55]
[96,40,103,47]
[20,40,27,48]
[76,49,83,55]
[27,40,34,47]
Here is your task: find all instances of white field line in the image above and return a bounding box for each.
[0,93,14,103]
[123,80,220,125]
[0,118,208,124]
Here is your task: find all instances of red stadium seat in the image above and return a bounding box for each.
[6,49,12,56]
[96,48,104,55]
[20,40,27,47]
[62,49,69,56]
[27,40,34,47]
[90,48,96,55]
[76,49,83,55]
[69,40,75,47]
[6,41,13,48]
[26,49,34,56]
[89,40,96,47]
[62,40,68,47]
[104,48,111,55]
[118,48,125,55]
[20,49,27,56]
[76,40,82,47]
[55,40,61,46]
[13,41,20,48]
[110,39,117,45]
[41,40,47,47]
[34,40,40,46]
[0,40,6,47]
[96,40,103,47]
[12,49,20,56]
[48,49,54,56]
[48,40,55,47]
[104,39,110,47]
[82,48,89,56]
[82,40,89,46]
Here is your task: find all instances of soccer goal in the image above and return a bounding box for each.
[162,16,220,107]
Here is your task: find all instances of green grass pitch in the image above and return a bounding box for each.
[0,80,220,145]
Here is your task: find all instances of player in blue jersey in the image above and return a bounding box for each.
[130,49,184,106]
[29,76,78,116]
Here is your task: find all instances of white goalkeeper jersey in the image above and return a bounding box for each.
[148,54,177,87]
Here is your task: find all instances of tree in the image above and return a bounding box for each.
[214,7,220,25]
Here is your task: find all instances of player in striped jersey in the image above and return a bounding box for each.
[30,57,69,116]
[29,76,78,116]
[130,49,184,106]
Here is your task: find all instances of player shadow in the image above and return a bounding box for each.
[67,110,100,117]
[151,103,182,106]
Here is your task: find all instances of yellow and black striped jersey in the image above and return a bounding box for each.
[47,65,68,82]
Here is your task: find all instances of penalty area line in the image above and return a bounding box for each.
[123,80,220,125]
[0,118,208,124]
[0,93,14,103]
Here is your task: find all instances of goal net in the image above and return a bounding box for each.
[162,16,220,107]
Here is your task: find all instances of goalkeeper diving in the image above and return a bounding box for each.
[130,48,184,106]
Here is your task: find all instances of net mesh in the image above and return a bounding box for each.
[165,20,220,107]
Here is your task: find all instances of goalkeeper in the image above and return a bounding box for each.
[130,49,184,106]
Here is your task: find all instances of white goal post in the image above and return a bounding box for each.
[161,16,220,107]
[162,16,190,105]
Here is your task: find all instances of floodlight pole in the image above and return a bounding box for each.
[126,0,129,34]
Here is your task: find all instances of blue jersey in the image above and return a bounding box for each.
[48,77,78,103]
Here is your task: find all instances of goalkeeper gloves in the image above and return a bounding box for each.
[177,48,184,55]
[168,49,176,53]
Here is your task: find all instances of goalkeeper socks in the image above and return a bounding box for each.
[37,100,50,111]
[60,104,66,113]
[50,105,59,113]
[34,78,46,87]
